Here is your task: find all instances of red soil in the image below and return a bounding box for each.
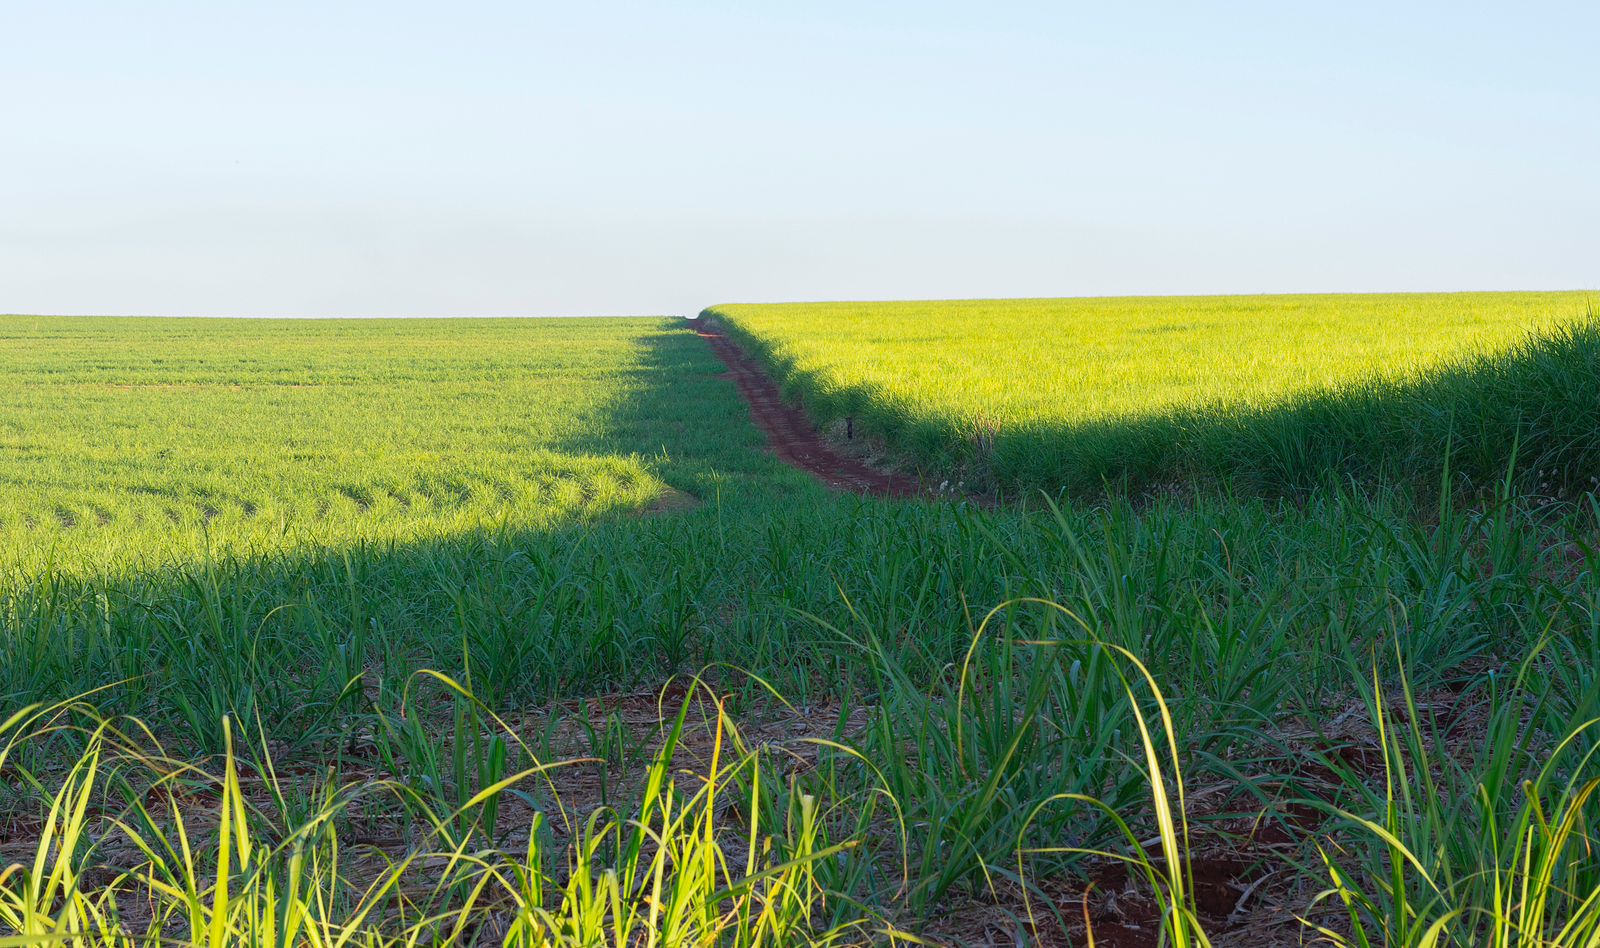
[692,319,926,499]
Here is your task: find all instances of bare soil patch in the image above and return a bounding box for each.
[692,319,927,499]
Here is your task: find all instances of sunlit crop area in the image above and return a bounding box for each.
[2,308,1599,946]
[0,317,699,569]
[710,291,1599,492]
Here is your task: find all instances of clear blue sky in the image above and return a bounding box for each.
[3,1,1596,316]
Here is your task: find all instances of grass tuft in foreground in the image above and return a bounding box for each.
[0,680,891,947]
[6,621,1600,946]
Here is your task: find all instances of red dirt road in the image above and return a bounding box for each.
[692,319,925,499]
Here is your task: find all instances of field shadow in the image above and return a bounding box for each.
[12,317,1593,758]
[0,320,845,752]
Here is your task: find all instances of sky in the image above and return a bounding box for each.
[2,1,1596,317]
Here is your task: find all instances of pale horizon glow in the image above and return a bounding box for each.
[3,1,1597,318]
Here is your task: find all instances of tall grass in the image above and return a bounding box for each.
[6,603,1599,945]
[1308,648,1600,947]
[5,310,1600,942]
[0,683,890,947]
[3,472,1582,756]
[7,452,1597,939]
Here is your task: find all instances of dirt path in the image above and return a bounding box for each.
[691,319,926,499]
